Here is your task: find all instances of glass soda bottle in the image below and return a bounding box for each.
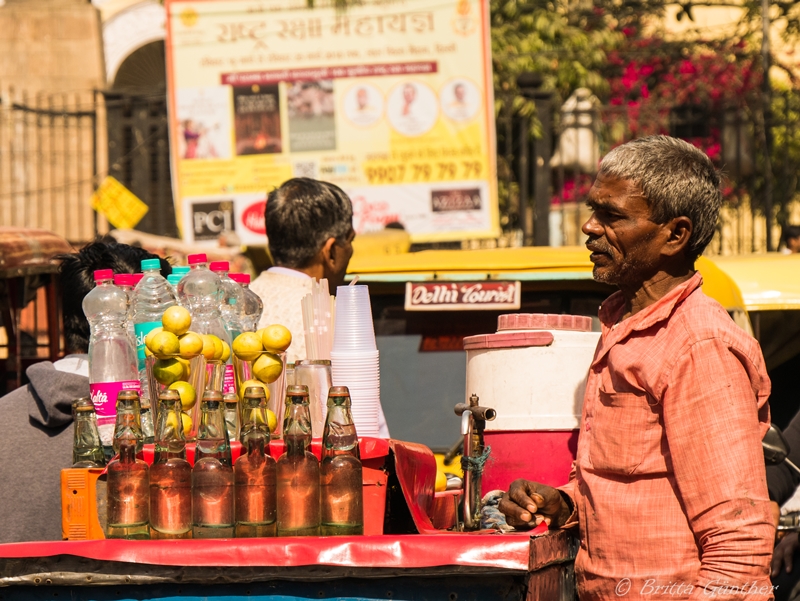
[223,392,240,443]
[209,261,245,340]
[320,386,363,535]
[277,385,320,536]
[235,386,277,537]
[131,258,177,402]
[112,389,144,456]
[149,389,192,539]
[83,269,140,450]
[178,254,234,394]
[72,397,107,468]
[107,439,150,539]
[192,390,234,538]
[229,273,263,332]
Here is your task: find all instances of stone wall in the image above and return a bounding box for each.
[0,0,105,93]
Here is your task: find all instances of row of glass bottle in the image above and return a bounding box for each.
[73,384,363,538]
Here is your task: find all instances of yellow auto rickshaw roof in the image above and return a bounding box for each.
[348,246,747,313]
[711,253,800,311]
[349,246,594,279]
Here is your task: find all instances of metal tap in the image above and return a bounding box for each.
[454,393,496,530]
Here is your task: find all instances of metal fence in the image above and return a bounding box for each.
[104,91,177,239]
[0,87,176,242]
[501,88,800,254]
[0,87,98,241]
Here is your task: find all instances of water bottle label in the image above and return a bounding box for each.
[224,364,236,394]
[90,380,141,444]
[134,321,162,370]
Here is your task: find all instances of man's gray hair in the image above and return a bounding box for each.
[598,135,722,260]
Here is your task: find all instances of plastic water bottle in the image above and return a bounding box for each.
[113,273,136,348]
[83,269,140,449]
[178,255,234,393]
[209,261,245,340]
[172,266,190,279]
[131,259,177,399]
[167,274,183,297]
[229,273,263,332]
[168,267,190,300]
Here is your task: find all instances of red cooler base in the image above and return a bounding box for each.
[481,430,579,494]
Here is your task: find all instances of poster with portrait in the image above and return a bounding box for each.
[166,0,498,244]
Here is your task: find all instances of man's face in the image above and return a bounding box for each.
[582,174,670,288]
[403,85,416,104]
[357,89,368,109]
[454,84,465,102]
[788,236,800,254]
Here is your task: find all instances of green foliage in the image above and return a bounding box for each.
[490,0,621,118]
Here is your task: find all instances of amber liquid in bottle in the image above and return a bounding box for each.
[235,388,277,537]
[276,386,320,536]
[320,387,363,536]
[149,392,192,539]
[107,440,150,539]
[192,391,234,538]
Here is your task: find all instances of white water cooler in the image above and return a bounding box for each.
[463,313,600,492]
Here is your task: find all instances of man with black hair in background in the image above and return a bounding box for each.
[782,225,800,254]
[251,177,355,365]
[251,178,389,437]
[0,242,170,543]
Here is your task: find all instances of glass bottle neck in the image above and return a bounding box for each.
[196,401,231,463]
[154,400,186,460]
[73,412,106,467]
[242,429,268,457]
[241,401,268,437]
[114,411,143,446]
[322,405,359,458]
[118,440,138,464]
[283,403,312,455]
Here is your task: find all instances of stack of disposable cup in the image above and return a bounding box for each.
[330,285,380,438]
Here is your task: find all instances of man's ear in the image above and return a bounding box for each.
[320,237,337,270]
[662,216,692,257]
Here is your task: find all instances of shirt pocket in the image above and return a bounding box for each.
[589,388,659,475]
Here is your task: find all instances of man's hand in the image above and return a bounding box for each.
[498,479,572,529]
[772,531,800,577]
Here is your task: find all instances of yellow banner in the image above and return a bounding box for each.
[91,176,149,230]
[165,0,498,244]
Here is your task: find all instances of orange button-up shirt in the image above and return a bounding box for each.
[561,272,774,600]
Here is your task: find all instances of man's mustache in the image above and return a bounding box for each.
[585,237,612,254]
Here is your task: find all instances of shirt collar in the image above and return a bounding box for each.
[267,266,313,280]
[598,271,704,339]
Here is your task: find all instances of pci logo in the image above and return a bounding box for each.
[242,200,266,235]
[192,200,234,241]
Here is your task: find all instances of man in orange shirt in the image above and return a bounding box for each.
[499,136,775,600]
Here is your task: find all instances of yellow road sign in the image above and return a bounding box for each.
[91,176,149,230]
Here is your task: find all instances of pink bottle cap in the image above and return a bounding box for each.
[229,273,250,284]
[188,254,207,265]
[93,269,113,282]
[113,274,135,287]
[209,261,229,272]
[131,273,144,286]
